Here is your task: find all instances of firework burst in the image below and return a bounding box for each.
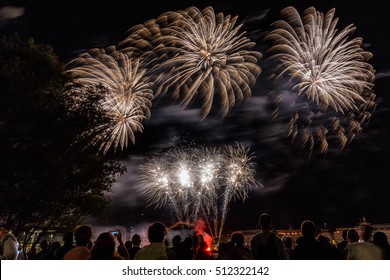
[138,144,260,243]
[119,6,262,120]
[65,47,154,154]
[265,6,376,155]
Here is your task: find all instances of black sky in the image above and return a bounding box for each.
[2,0,390,233]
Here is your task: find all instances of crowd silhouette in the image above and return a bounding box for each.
[2,213,389,260]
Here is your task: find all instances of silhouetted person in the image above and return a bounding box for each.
[347,225,382,260]
[373,231,390,260]
[35,240,50,260]
[90,232,124,260]
[27,246,37,260]
[194,234,212,260]
[317,234,338,259]
[42,241,61,260]
[64,224,93,260]
[292,220,329,260]
[282,236,293,260]
[227,231,251,260]
[112,230,129,259]
[128,234,142,260]
[124,240,132,256]
[172,235,181,252]
[55,231,74,260]
[177,237,194,260]
[217,241,230,259]
[340,228,359,259]
[336,229,349,259]
[134,222,168,260]
[347,228,359,243]
[0,227,18,260]
[167,234,181,259]
[250,213,286,260]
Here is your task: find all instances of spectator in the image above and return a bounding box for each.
[340,228,359,259]
[134,222,168,260]
[166,234,181,259]
[124,240,132,257]
[64,224,93,260]
[42,241,61,260]
[90,232,124,260]
[171,235,182,255]
[250,213,286,260]
[216,242,230,259]
[27,246,37,260]
[317,234,338,259]
[128,234,142,260]
[228,231,251,260]
[336,229,349,258]
[55,231,74,260]
[35,240,50,260]
[194,234,212,260]
[0,227,18,260]
[372,231,390,260]
[282,236,293,260]
[347,225,382,260]
[347,229,359,243]
[292,220,330,260]
[113,230,129,259]
[176,237,194,260]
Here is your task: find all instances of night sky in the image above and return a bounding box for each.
[2,0,390,234]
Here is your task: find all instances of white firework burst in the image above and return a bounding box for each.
[65,46,154,154]
[138,143,260,243]
[265,6,376,155]
[119,6,262,120]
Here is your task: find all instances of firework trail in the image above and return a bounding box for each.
[138,144,260,244]
[169,148,195,221]
[218,143,257,242]
[192,146,222,236]
[65,47,154,154]
[138,156,182,220]
[119,6,262,120]
[265,6,376,155]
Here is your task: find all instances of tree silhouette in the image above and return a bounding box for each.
[0,34,126,247]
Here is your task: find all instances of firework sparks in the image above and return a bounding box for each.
[192,147,222,235]
[265,6,376,155]
[138,156,183,220]
[138,144,260,243]
[65,47,154,154]
[119,6,262,120]
[217,144,257,241]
